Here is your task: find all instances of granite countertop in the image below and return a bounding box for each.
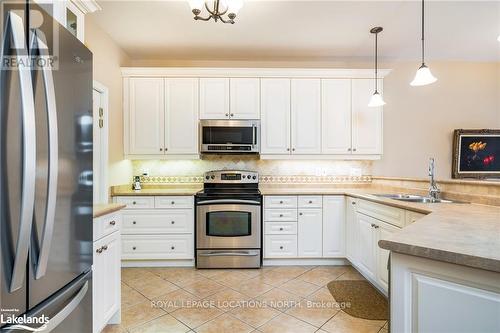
[109,182,500,273]
[93,203,126,218]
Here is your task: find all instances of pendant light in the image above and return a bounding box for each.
[368,27,386,107]
[410,0,437,86]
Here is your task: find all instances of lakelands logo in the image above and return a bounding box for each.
[1,313,50,332]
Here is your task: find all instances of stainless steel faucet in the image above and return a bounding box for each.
[428,158,440,200]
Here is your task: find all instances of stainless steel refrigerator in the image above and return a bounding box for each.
[1,1,93,332]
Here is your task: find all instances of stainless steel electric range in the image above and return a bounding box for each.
[195,170,262,268]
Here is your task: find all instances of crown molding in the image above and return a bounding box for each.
[70,0,101,14]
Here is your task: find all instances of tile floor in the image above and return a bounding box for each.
[104,265,388,333]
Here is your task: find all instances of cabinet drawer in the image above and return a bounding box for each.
[122,209,193,234]
[264,222,297,235]
[357,199,406,228]
[155,196,194,209]
[264,235,297,258]
[264,209,297,222]
[122,234,194,259]
[405,210,427,226]
[264,196,297,209]
[115,196,154,209]
[93,212,121,241]
[298,196,322,208]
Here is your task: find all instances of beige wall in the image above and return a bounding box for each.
[85,17,132,186]
[373,61,500,180]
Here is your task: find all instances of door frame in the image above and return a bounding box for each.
[93,80,109,203]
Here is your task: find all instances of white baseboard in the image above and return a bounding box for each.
[263,258,350,266]
[121,259,195,267]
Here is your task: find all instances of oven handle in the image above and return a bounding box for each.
[199,251,259,257]
[196,199,261,205]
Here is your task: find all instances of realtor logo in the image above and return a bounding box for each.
[1,1,59,70]
[0,313,50,331]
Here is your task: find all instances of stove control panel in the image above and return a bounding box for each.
[203,170,259,184]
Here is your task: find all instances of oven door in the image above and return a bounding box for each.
[196,200,261,249]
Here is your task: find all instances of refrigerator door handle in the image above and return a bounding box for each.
[36,281,89,333]
[1,12,37,293]
[30,30,59,280]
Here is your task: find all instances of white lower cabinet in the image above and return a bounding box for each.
[356,212,377,281]
[265,235,298,258]
[322,196,345,258]
[93,211,122,333]
[113,196,194,262]
[345,197,358,262]
[376,220,400,291]
[298,208,323,257]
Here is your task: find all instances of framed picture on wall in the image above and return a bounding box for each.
[452,129,500,179]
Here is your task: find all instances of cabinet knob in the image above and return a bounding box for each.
[374,225,379,229]
[308,200,313,204]
[279,214,283,217]
[299,212,303,216]
[286,148,290,151]
[165,148,168,151]
[171,246,175,250]
[132,246,137,250]
[171,221,175,224]
[171,201,175,205]
[225,113,229,117]
[132,201,137,205]
[279,227,284,231]
[279,200,283,204]
[230,113,234,117]
[292,148,296,151]
[279,246,284,250]
[353,148,357,152]
[351,201,356,205]
[133,221,137,225]
[160,148,163,152]
[109,220,116,226]
[348,148,352,152]
[102,245,108,251]
[96,248,103,254]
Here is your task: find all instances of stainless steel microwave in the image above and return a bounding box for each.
[199,120,260,154]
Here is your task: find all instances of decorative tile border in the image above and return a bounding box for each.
[137,175,372,184]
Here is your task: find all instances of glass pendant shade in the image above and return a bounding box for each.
[188,0,204,11]
[368,91,386,107]
[227,0,243,14]
[410,64,437,86]
[497,35,500,42]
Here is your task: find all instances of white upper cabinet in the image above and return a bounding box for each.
[291,79,321,154]
[230,78,260,119]
[127,78,165,155]
[322,196,345,257]
[322,79,352,154]
[164,78,199,154]
[199,78,230,119]
[352,79,383,155]
[260,79,291,154]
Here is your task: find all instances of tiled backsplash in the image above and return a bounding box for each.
[132,156,372,184]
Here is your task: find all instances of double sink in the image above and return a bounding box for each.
[375,194,468,204]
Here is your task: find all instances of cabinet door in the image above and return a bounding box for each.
[376,221,400,292]
[321,79,352,154]
[264,235,297,258]
[322,196,345,257]
[356,212,376,281]
[230,78,260,119]
[260,79,291,154]
[298,208,322,257]
[345,198,358,263]
[352,79,383,155]
[128,78,165,154]
[92,240,104,333]
[291,79,321,154]
[165,78,199,154]
[199,78,230,119]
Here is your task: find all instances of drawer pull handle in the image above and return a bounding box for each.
[109,220,116,226]
[96,247,103,254]
[102,245,108,251]
[171,246,175,250]
[279,227,284,231]
[171,221,175,224]
[279,246,284,250]
[132,247,136,250]
[133,221,137,225]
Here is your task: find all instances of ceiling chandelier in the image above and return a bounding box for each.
[188,0,243,24]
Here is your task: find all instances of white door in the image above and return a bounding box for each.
[230,78,260,119]
[165,78,199,154]
[92,84,108,204]
[322,196,345,257]
[345,197,358,263]
[298,209,322,257]
[291,79,321,154]
[352,79,383,155]
[260,79,291,154]
[321,79,352,154]
[356,212,376,280]
[199,78,230,119]
[128,78,165,154]
[376,221,400,292]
